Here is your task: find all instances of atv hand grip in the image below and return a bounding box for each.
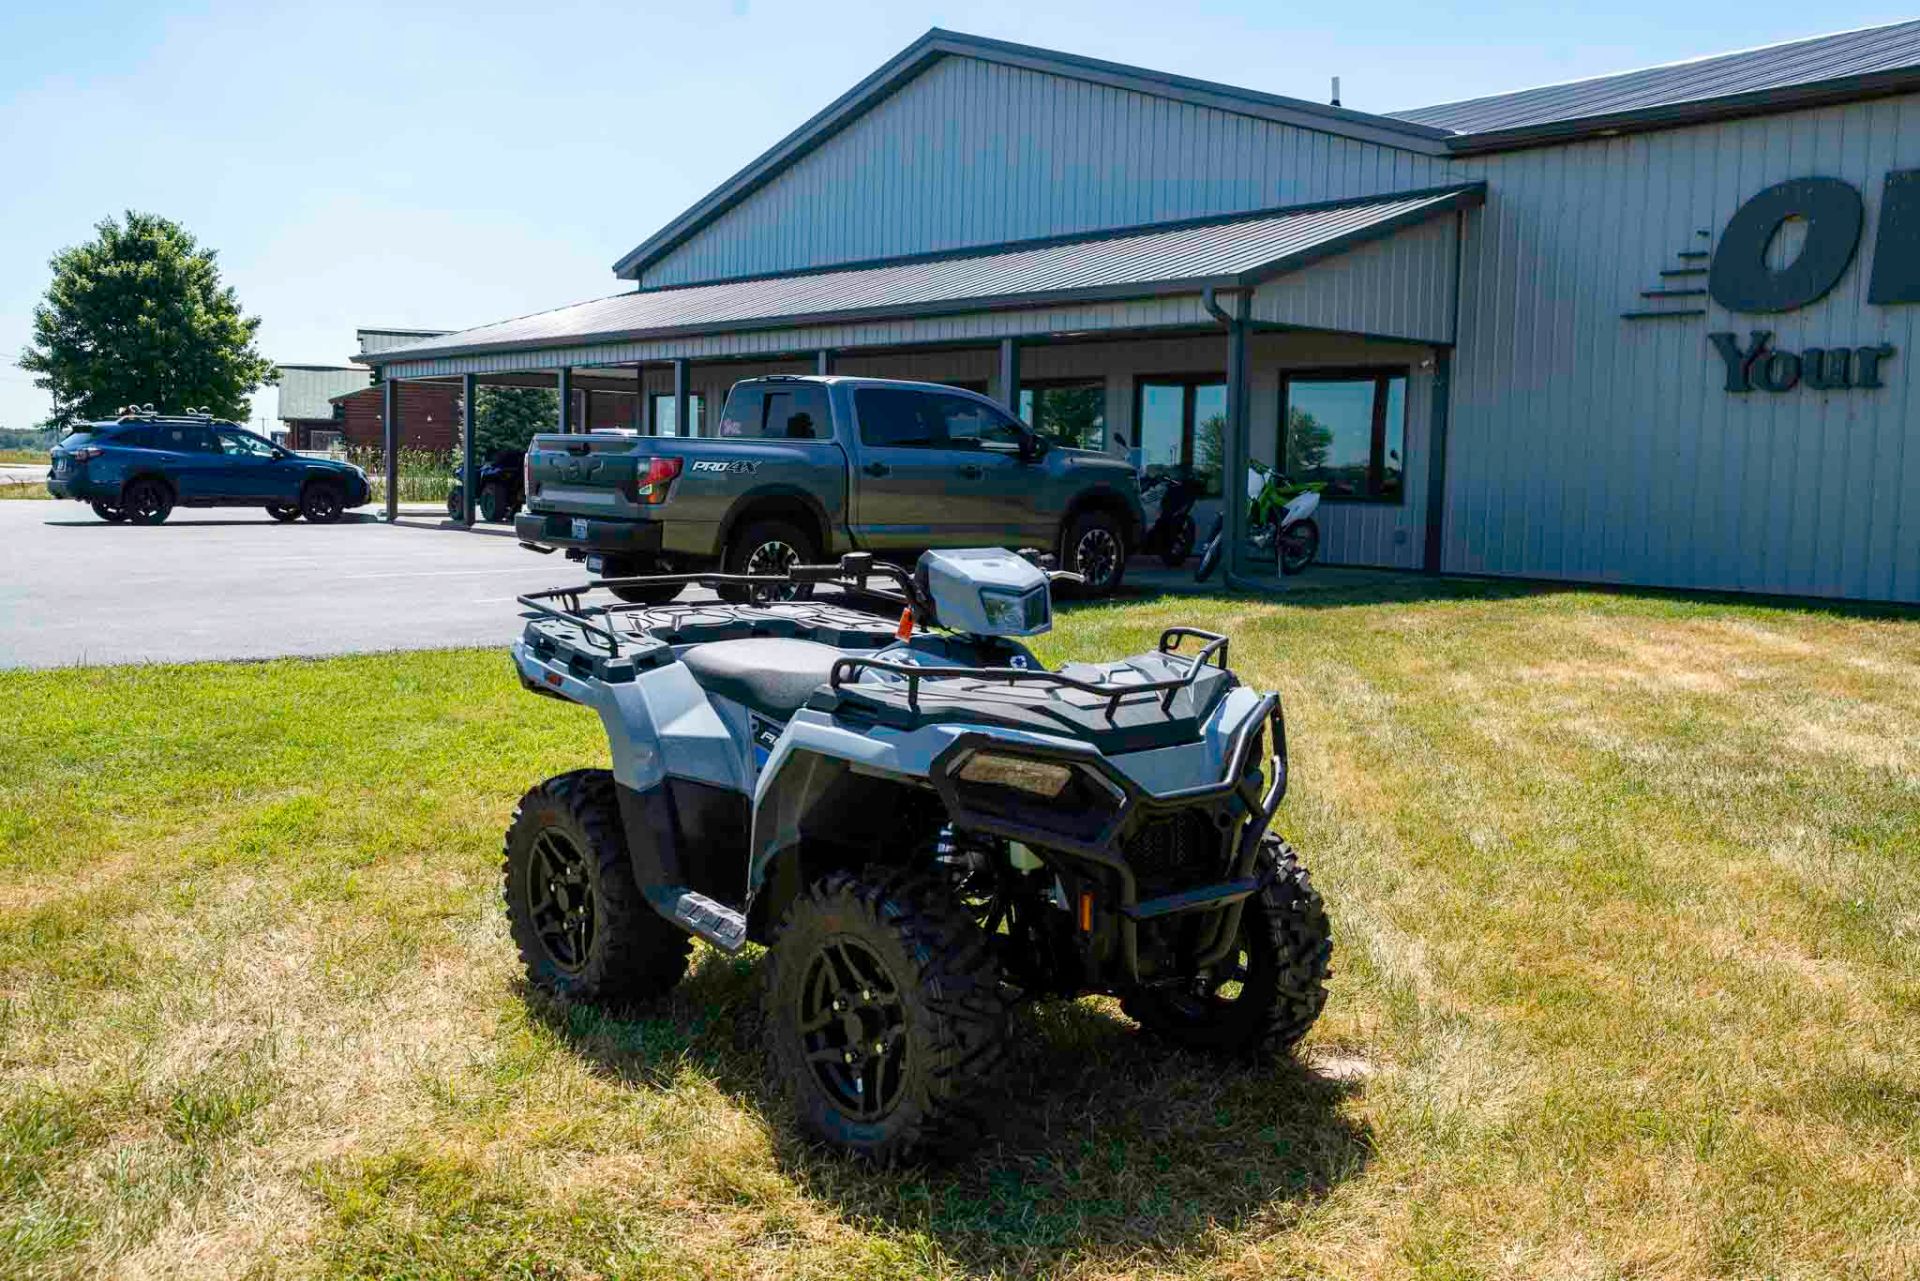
[788,564,843,584]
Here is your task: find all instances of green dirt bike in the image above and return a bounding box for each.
[1195,462,1324,581]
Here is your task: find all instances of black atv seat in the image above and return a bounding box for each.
[677,638,846,721]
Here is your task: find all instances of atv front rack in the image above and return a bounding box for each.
[826,627,1230,719]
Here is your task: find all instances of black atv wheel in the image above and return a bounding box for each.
[719,518,816,605]
[265,503,301,522]
[1159,513,1196,568]
[1279,517,1320,576]
[123,478,173,525]
[1061,509,1127,597]
[300,481,345,524]
[445,485,462,519]
[1122,836,1331,1055]
[763,868,1009,1162]
[89,499,128,523]
[477,481,508,524]
[502,769,691,1004]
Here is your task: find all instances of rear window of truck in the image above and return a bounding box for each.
[718,383,830,440]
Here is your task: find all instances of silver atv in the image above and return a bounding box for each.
[503,547,1332,1161]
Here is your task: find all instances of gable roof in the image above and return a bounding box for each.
[611,29,1453,281]
[1395,20,1920,149]
[367,184,1482,366]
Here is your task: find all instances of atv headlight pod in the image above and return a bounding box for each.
[941,745,1128,846]
[977,585,1049,635]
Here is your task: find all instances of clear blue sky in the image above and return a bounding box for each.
[1,0,1911,430]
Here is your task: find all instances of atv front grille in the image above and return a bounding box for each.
[1122,809,1229,897]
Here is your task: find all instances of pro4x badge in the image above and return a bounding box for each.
[690,459,759,474]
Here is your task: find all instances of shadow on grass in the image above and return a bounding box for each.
[1091,561,1920,622]
[534,953,1371,1273]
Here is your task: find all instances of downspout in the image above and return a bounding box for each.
[1201,286,1253,589]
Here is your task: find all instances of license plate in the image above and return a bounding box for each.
[571,518,589,540]
[585,556,604,573]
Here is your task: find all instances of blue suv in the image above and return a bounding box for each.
[46,412,371,524]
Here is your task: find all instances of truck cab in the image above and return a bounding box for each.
[514,376,1142,597]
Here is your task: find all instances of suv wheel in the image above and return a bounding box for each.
[300,481,345,524]
[1121,836,1331,1055]
[1061,509,1127,597]
[502,770,691,1003]
[720,518,816,605]
[763,867,1008,1161]
[122,478,173,525]
[89,499,128,523]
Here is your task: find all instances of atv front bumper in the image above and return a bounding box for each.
[926,693,1289,985]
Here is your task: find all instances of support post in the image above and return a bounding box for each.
[556,368,573,433]
[460,373,477,527]
[996,337,1020,413]
[815,349,834,376]
[1222,308,1253,587]
[672,358,689,436]
[632,370,645,431]
[583,388,595,433]
[1422,349,1452,573]
[381,376,398,523]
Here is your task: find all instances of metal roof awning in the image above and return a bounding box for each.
[364,184,1482,376]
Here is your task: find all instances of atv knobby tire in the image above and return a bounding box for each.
[1122,835,1331,1055]
[763,867,1009,1162]
[502,768,691,1004]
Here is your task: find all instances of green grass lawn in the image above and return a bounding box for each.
[2,583,1917,1279]
[0,449,49,465]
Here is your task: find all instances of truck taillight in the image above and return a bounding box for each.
[634,456,683,504]
[524,452,534,497]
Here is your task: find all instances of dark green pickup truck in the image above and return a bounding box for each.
[514,375,1143,601]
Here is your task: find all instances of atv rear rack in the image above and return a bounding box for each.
[827,627,1229,719]
[516,571,830,656]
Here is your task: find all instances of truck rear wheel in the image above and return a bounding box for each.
[502,769,691,1004]
[719,518,816,605]
[763,867,1009,1162]
[1121,836,1331,1055]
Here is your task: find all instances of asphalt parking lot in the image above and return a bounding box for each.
[0,500,716,669]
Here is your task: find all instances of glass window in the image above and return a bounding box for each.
[216,428,276,457]
[855,387,1025,450]
[1017,380,1105,450]
[146,423,219,452]
[1134,379,1226,496]
[650,393,705,437]
[1282,371,1407,502]
[717,384,830,440]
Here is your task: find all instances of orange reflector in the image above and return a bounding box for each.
[544,672,563,687]
[1078,891,1094,933]
[895,608,915,640]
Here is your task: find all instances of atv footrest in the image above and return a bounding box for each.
[1123,878,1260,920]
[649,887,749,953]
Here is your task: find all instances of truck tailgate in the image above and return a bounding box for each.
[524,434,659,519]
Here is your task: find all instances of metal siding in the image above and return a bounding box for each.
[643,55,1448,288]
[1443,92,1920,602]
[1249,211,1457,342]
[273,366,369,421]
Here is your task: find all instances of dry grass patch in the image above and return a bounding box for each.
[2,582,1918,1278]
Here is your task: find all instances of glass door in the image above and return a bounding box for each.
[1134,378,1226,497]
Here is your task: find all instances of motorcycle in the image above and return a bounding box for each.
[1195,461,1322,582]
[1136,468,1204,567]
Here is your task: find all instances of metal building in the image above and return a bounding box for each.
[355,21,1920,603]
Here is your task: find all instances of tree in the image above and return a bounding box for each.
[473,387,559,457]
[21,212,275,427]
[1284,408,1333,475]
